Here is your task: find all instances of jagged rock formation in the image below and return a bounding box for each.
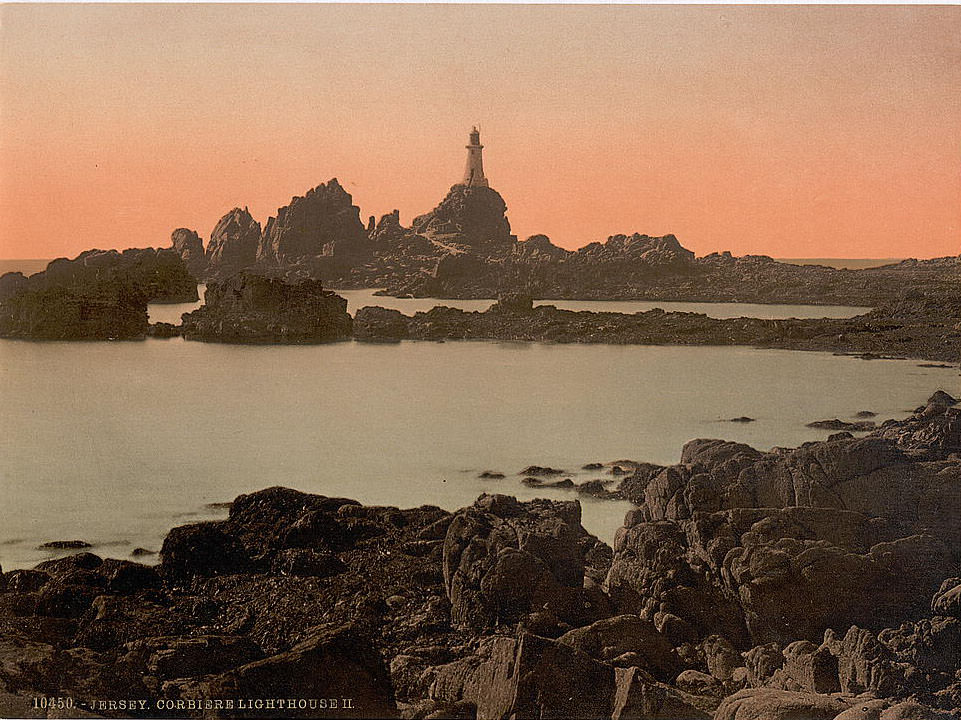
[410,185,514,251]
[0,248,198,340]
[180,272,351,344]
[160,178,958,309]
[205,207,262,280]
[0,391,957,718]
[257,179,371,280]
[170,228,207,279]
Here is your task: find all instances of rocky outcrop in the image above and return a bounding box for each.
[375,226,959,306]
[442,494,610,633]
[0,248,199,340]
[411,185,513,252]
[0,248,197,304]
[180,273,351,344]
[257,179,371,280]
[170,228,206,279]
[205,207,262,279]
[351,294,961,363]
[0,282,148,340]
[606,406,961,646]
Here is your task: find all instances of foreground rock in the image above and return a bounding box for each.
[180,273,352,344]
[0,392,957,718]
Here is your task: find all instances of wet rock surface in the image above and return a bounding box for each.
[0,392,957,718]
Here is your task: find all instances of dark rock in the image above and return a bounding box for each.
[932,578,961,618]
[37,540,91,550]
[477,471,505,479]
[437,632,615,720]
[181,272,351,344]
[173,624,396,718]
[411,185,513,251]
[270,548,347,578]
[0,282,147,340]
[4,569,50,593]
[160,522,251,584]
[675,669,724,697]
[576,479,618,499]
[616,463,665,505]
[353,306,410,340]
[35,552,103,573]
[0,248,201,340]
[702,634,741,682]
[442,494,602,630]
[729,416,756,423]
[582,463,605,471]
[205,207,262,278]
[611,666,712,720]
[744,642,784,687]
[123,634,263,680]
[170,228,206,278]
[928,390,958,406]
[100,559,161,594]
[714,688,852,720]
[489,292,533,315]
[557,615,681,682]
[147,321,182,338]
[806,418,876,431]
[519,465,565,476]
[780,640,840,694]
[258,179,372,279]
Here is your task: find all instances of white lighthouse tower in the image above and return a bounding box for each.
[462,126,489,188]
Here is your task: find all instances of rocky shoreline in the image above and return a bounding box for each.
[1,390,958,719]
[2,252,958,364]
[352,292,960,364]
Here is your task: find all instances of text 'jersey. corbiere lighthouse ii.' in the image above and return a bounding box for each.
[462,126,489,188]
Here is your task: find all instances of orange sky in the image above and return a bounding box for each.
[1,4,959,260]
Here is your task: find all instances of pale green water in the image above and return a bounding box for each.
[0,335,956,570]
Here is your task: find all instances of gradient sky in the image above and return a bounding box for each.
[1,4,959,260]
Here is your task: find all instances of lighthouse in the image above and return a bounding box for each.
[462,126,489,188]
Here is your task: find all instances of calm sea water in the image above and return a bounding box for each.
[0,334,956,570]
[148,287,869,325]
